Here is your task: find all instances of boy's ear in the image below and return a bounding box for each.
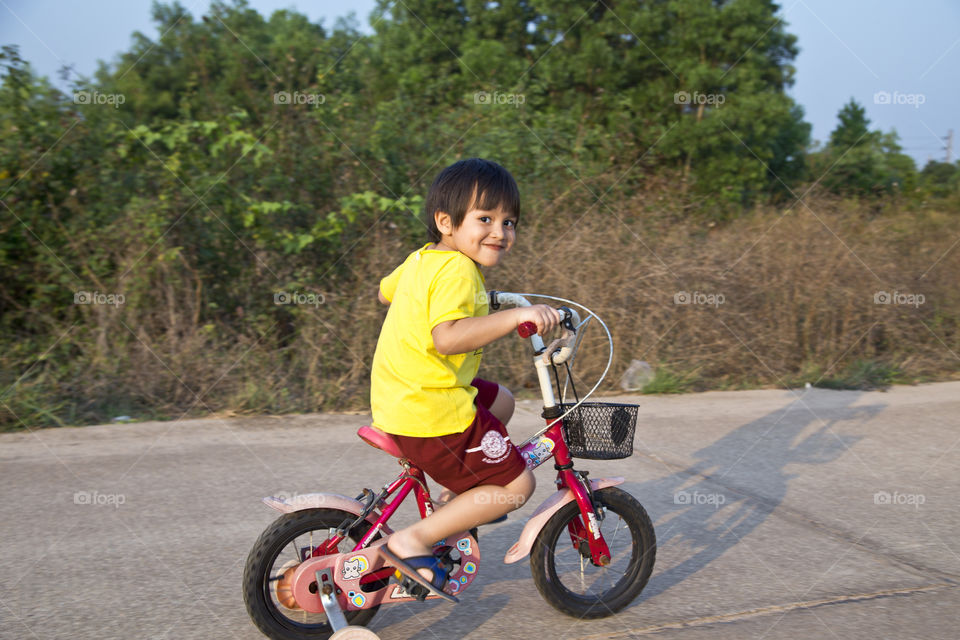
[434,210,453,235]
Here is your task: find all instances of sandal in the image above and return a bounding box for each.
[380,545,459,604]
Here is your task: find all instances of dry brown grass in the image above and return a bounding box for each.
[3,194,957,429]
[479,192,959,395]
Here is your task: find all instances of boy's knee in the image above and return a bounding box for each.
[507,468,536,507]
[490,385,515,425]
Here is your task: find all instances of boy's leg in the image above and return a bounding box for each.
[388,385,528,582]
[436,383,515,506]
[488,384,515,426]
[387,468,535,564]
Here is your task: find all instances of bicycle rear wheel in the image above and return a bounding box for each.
[243,509,380,640]
[529,487,655,618]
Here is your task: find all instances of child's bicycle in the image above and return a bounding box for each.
[242,292,656,640]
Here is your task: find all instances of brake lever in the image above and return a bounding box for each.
[543,307,579,365]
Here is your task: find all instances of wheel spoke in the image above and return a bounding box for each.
[290,535,301,562]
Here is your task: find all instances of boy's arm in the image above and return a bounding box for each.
[377,286,390,305]
[431,305,562,355]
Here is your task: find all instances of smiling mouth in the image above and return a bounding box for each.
[483,244,505,250]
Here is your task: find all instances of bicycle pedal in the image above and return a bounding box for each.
[410,584,430,601]
[396,576,430,601]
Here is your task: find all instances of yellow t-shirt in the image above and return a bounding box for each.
[370,244,489,437]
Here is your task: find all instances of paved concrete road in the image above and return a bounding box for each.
[1,382,958,639]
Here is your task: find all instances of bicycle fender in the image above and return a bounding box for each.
[503,477,624,564]
[261,493,393,534]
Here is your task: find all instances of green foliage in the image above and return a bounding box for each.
[641,367,697,394]
[810,99,917,196]
[0,2,947,429]
[919,160,960,198]
[814,359,902,391]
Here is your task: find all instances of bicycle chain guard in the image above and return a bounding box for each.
[288,531,481,613]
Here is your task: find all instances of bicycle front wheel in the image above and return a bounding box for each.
[529,486,656,618]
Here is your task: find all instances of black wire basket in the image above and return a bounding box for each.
[560,402,638,460]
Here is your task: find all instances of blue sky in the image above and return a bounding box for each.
[2,0,957,167]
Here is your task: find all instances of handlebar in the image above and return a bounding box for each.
[488,291,614,437]
[518,321,538,338]
[516,308,576,339]
[489,291,580,364]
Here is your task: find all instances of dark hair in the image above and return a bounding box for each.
[424,158,520,242]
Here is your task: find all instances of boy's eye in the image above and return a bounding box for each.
[479,216,491,223]
[504,219,517,228]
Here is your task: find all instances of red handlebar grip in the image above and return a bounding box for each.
[517,322,537,338]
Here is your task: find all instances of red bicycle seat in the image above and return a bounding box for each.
[357,425,404,458]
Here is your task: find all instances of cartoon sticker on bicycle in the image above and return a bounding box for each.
[342,555,369,580]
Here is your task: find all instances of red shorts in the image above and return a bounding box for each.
[391,378,527,495]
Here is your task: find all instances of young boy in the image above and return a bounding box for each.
[371,158,562,600]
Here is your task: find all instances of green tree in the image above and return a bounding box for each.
[828,99,870,148]
[812,98,916,196]
[919,160,959,198]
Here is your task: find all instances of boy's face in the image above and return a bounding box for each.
[435,205,517,267]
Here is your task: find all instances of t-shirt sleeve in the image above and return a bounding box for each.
[379,262,404,303]
[428,258,482,329]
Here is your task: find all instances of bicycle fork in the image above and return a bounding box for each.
[557,466,612,566]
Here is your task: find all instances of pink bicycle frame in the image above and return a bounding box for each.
[306,467,437,558]
[318,420,611,567]
[514,420,612,565]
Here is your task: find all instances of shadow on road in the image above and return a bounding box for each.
[632,390,884,601]
[370,592,510,637]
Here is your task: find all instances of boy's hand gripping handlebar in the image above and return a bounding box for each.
[521,307,579,365]
[490,291,581,364]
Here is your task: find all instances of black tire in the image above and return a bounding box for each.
[529,487,656,619]
[243,509,381,640]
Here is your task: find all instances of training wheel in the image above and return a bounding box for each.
[330,626,380,640]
